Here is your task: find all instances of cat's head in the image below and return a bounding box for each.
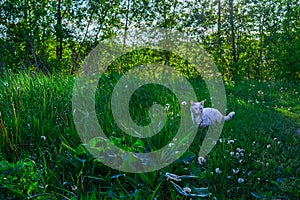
[190,99,206,115]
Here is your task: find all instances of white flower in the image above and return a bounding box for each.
[232,168,240,174]
[215,168,222,174]
[165,104,170,110]
[198,156,206,165]
[236,147,243,152]
[41,136,46,141]
[238,178,244,183]
[181,101,187,106]
[266,144,271,148]
[227,139,235,144]
[3,82,8,87]
[230,151,235,156]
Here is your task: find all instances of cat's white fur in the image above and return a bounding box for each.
[190,100,235,128]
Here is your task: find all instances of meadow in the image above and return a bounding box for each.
[0,71,299,199]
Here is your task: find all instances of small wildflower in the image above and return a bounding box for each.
[71,185,77,191]
[238,178,244,183]
[124,85,128,88]
[232,168,240,174]
[198,156,206,165]
[41,136,46,141]
[236,147,243,152]
[257,178,261,181]
[3,82,8,87]
[165,104,170,110]
[230,151,235,156]
[266,144,271,148]
[273,137,277,141]
[257,90,264,95]
[227,139,235,144]
[181,101,187,106]
[227,176,232,179]
[277,141,281,144]
[17,86,21,91]
[215,168,222,174]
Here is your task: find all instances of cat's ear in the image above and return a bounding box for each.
[190,100,195,106]
[200,99,206,105]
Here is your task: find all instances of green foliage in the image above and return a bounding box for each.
[0,0,299,79]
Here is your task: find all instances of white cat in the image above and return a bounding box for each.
[190,100,235,128]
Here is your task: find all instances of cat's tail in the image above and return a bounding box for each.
[224,112,235,121]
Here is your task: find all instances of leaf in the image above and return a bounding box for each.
[191,186,211,197]
[251,192,262,199]
[179,151,196,164]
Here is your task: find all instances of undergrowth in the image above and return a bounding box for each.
[0,71,299,199]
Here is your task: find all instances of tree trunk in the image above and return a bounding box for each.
[229,0,237,80]
[56,0,62,60]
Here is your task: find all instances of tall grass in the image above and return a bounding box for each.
[0,71,299,199]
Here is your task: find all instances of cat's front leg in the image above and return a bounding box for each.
[199,117,210,128]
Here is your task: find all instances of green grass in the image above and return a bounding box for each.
[0,71,299,199]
